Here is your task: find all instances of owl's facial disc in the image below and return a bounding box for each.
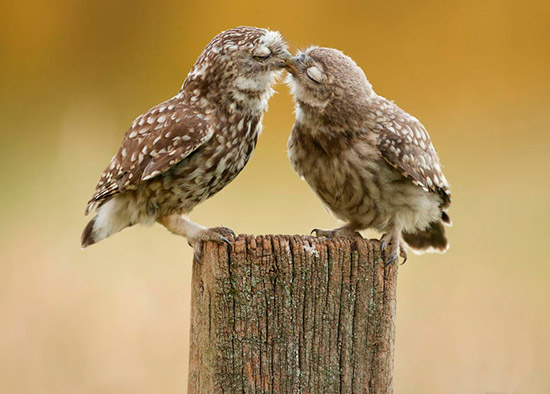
[231,32,290,96]
[256,30,290,68]
[285,54,327,82]
[233,51,290,95]
[222,29,289,112]
[285,53,331,108]
[249,41,291,71]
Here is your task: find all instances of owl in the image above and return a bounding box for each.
[285,47,451,263]
[82,26,290,259]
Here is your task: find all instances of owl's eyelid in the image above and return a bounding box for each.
[306,66,325,84]
[307,74,321,84]
[253,54,271,61]
[252,47,272,60]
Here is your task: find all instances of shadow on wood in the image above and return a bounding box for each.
[188,235,398,394]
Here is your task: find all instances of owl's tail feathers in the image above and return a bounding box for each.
[81,217,98,248]
[402,212,451,254]
[81,197,134,248]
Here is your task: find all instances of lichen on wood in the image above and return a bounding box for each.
[188,235,398,394]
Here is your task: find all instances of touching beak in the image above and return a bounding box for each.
[284,56,299,76]
[276,49,292,68]
[281,49,292,61]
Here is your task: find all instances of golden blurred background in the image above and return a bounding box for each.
[1,0,549,392]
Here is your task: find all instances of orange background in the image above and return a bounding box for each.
[1,0,549,392]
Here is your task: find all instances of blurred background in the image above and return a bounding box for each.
[1,0,549,392]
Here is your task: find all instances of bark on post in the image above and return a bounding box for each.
[188,235,398,393]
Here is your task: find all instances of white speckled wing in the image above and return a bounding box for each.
[373,104,451,205]
[85,100,214,214]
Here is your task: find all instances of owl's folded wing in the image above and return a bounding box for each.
[85,101,214,214]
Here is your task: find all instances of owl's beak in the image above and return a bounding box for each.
[281,50,292,61]
[275,50,292,68]
[284,56,299,76]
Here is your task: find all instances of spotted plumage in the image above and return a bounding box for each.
[82,26,290,254]
[369,97,451,207]
[285,47,451,262]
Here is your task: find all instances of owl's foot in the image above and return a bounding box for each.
[188,226,235,264]
[311,227,363,239]
[206,226,236,240]
[157,215,234,263]
[380,231,408,266]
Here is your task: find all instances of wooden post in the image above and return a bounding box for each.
[188,235,398,393]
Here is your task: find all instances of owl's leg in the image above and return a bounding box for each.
[380,227,407,265]
[158,214,234,262]
[311,224,363,239]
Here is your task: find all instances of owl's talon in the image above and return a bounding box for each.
[381,231,402,266]
[400,247,408,265]
[380,230,408,266]
[311,227,362,239]
[311,228,334,238]
[207,226,236,241]
[193,242,205,264]
[310,228,324,237]
[194,227,234,254]
[383,245,407,267]
[384,252,398,266]
[183,225,235,263]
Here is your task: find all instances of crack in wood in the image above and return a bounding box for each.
[188,235,398,394]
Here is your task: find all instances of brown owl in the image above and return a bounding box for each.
[285,47,451,263]
[82,26,290,258]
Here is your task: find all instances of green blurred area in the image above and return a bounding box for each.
[1,0,549,392]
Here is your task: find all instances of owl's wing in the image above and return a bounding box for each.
[373,106,451,206]
[85,101,214,214]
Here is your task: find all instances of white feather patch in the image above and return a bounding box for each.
[261,30,283,46]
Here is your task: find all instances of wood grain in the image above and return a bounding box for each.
[188,235,398,394]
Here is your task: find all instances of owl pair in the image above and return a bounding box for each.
[82,26,451,263]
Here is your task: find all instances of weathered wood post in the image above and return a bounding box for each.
[188,235,398,393]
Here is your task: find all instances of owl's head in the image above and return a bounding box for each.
[285,47,374,119]
[184,26,290,112]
